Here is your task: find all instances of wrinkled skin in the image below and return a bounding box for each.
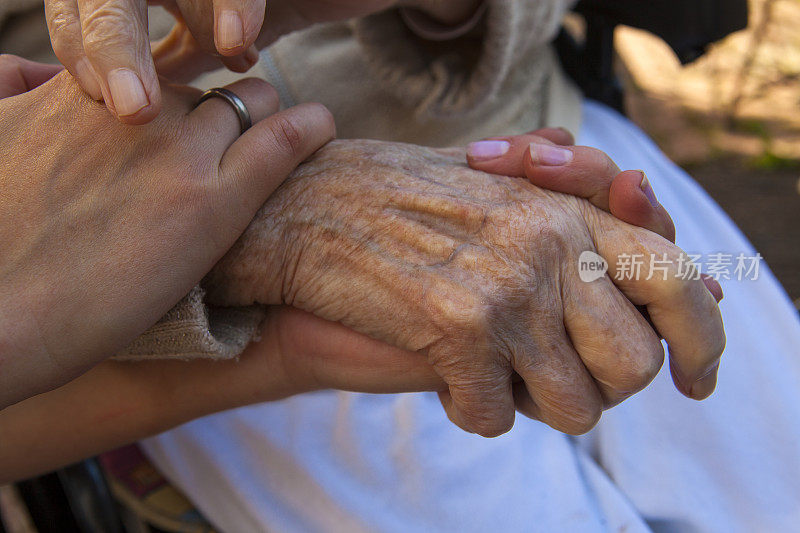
[206,140,725,437]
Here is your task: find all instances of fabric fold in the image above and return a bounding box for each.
[353,0,575,118]
[116,286,266,361]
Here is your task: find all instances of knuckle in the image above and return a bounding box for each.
[537,384,603,435]
[262,83,279,108]
[81,5,140,56]
[558,400,602,435]
[238,77,278,100]
[249,81,280,115]
[512,346,546,377]
[47,5,80,36]
[646,250,691,297]
[424,280,489,336]
[710,330,727,359]
[700,327,726,365]
[612,350,664,393]
[585,146,619,177]
[50,43,73,66]
[269,114,305,159]
[47,14,83,59]
[663,275,698,307]
[531,220,571,264]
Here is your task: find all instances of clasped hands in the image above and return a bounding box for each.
[206,137,725,437]
[0,35,724,437]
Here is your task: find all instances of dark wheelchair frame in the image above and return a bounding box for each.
[2,1,748,531]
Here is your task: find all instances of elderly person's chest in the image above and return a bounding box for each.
[256,9,583,147]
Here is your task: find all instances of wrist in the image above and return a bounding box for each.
[165,309,318,414]
[151,341,303,429]
[0,286,85,409]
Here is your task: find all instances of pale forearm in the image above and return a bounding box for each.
[0,333,292,484]
[0,298,441,483]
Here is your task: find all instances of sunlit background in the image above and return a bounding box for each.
[617,0,800,303]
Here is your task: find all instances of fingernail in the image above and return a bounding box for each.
[639,171,660,207]
[529,143,573,166]
[467,140,510,161]
[107,68,149,117]
[75,58,102,100]
[218,10,245,51]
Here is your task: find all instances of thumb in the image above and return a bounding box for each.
[219,102,336,210]
[76,0,161,123]
[273,307,443,394]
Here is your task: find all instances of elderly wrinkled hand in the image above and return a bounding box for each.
[204,139,726,437]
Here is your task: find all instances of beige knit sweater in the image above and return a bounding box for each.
[1,0,583,360]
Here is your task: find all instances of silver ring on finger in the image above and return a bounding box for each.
[195,87,252,134]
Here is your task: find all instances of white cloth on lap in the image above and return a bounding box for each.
[141,100,800,533]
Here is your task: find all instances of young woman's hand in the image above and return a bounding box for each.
[0,55,335,409]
